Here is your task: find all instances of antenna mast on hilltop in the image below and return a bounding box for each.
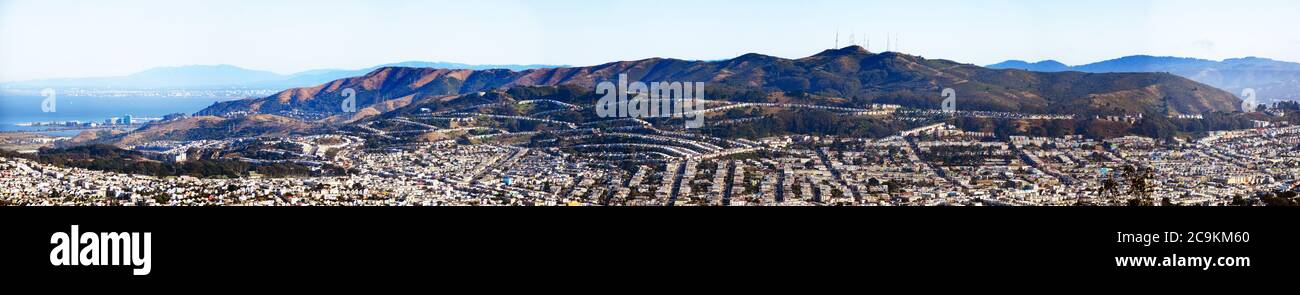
[834,27,840,49]
[896,33,902,52]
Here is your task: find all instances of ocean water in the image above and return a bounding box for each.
[0,95,234,135]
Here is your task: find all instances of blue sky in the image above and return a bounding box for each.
[2,0,1299,81]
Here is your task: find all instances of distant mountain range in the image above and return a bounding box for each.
[198,46,1239,119]
[2,62,566,90]
[73,46,1247,147]
[989,56,1300,102]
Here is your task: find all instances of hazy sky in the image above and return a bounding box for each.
[2,0,1299,81]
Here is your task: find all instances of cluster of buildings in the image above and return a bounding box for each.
[4,98,1300,206]
[0,155,474,206]
[15,114,159,130]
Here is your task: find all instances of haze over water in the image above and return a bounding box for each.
[0,95,231,134]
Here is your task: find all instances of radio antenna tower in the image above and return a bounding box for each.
[834,27,840,49]
[896,33,902,52]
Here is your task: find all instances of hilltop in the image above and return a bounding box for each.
[63,114,317,147]
[198,46,1241,119]
[990,55,1300,102]
[4,62,566,90]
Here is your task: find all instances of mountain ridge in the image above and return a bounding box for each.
[3,62,567,90]
[72,47,1247,147]
[196,46,1241,119]
[989,55,1300,101]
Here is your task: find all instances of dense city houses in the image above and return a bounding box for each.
[4,107,1298,206]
